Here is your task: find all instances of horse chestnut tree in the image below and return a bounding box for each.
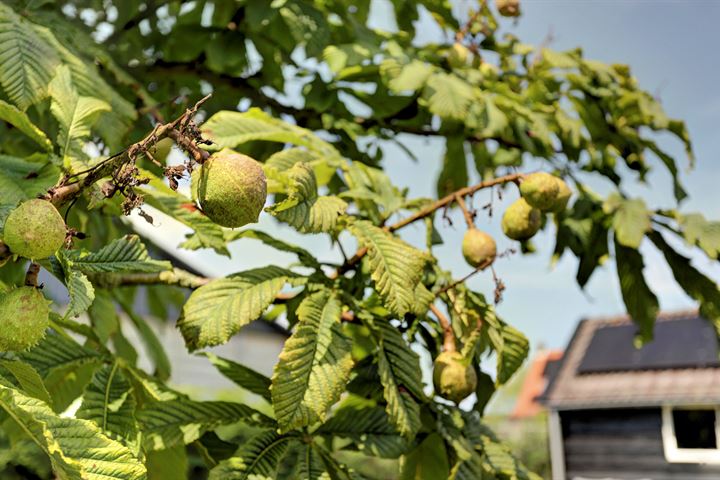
[0,1,716,479]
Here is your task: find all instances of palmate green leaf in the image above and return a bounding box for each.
[178,266,294,351]
[292,442,364,480]
[62,261,96,319]
[485,314,529,385]
[399,433,450,480]
[461,414,540,480]
[477,434,541,480]
[137,399,273,451]
[29,16,136,150]
[0,360,51,404]
[276,195,348,234]
[604,193,651,248]
[450,454,486,480]
[66,235,171,274]
[264,147,337,189]
[0,4,59,110]
[48,65,110,170]
[201,352,271,402]
[473,369,496,416]
[384,59,434,93]
[423,72,476,121]
[295,442,328,480]
[437,136,468,197]
[342,162,406,223]
[678,213,720,259]
[201,108,341,159]
[267,162,348,234]
[279,1,329,57]
[435,406,476,462]
[649,231,720,328]
[76,362,137,442]
[318,403,409,458]
[0,413,53,478]
[272,290,353,431]
[614,238,659,343]
[645,141,688,202]
[0,382,146,480]
[323,43,373,73]
[123,367,180,403]
[17,333,101,378]
[0,99,52,150]
[0,155,60,205]
[350,221,427,316]
[209,430,294,480]
[146,445,188,480]
[367,320,424,438]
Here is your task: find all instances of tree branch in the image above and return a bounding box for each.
[454,193,475,229]
[336,172,524,274]
[89,268,211,289]
[141,62,528,151]
[45,94,212,206]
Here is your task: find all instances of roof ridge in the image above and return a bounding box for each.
[585,308,699,326]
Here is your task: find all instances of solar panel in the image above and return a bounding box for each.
[577,316,720,373]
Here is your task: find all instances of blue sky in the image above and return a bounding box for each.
[133,0,720,352]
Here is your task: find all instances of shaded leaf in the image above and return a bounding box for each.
[137,399,273,451]
[0,382,146,479]
[66,235,171,274]
[201,352,271,402]
[76,362,138,442]
[614,238,659,343]
[209,430,293,480]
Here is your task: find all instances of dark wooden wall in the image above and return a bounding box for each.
[560,408,720,480]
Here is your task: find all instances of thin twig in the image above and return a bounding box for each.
[389,172,522,232]
[430,304,456,353]
[455,9,484,43]
[44,94,212,206]
[336,172,524,275]
[24,263,40,287]
[437,263,490,295]
[454,193,475,229]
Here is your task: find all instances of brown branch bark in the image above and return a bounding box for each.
[24,263,40,287]
[336,172,524,274]
[45,94,212,206]
[389,172,523,232]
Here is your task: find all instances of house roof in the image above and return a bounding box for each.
[511,349,563,419]
[545,310,720,410]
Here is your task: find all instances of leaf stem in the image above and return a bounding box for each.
[44,94,212,206]
[454,193,475,229]
[430,304,456,353]
[337,172,523,274]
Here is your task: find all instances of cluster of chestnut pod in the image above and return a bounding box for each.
[433,172,570,404]
[0,149,268,352]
